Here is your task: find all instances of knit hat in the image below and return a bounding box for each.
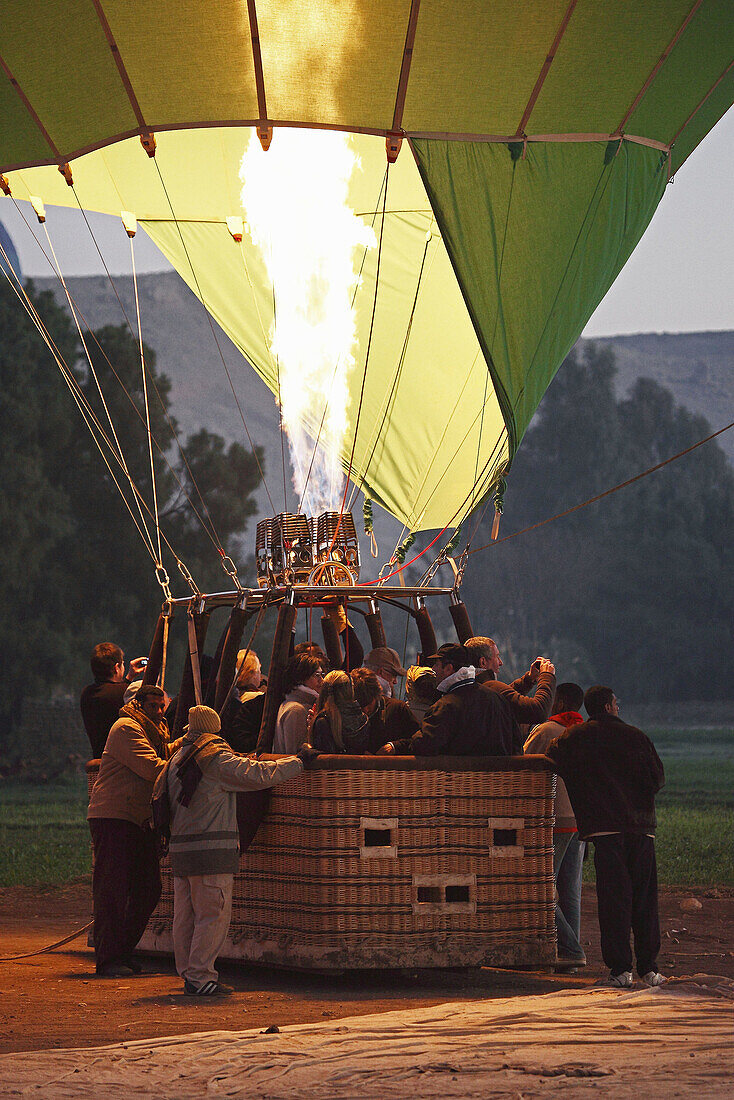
[184,705,221,734]
[123,679,143,705]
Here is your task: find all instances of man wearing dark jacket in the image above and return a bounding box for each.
[379,643,555,757]
[545,685,666,989]
[81,642,147,758]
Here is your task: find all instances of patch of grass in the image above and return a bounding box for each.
[0,777,91,887]
[1,729,733,887]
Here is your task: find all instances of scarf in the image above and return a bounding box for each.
[120,701,170,759]
[175,731,225,807]
[551,711,584,728]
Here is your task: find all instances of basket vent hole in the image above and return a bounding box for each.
[493,828,517,846]
[445,885,470,903]
[364,828,392,847]
[416,886,443,903]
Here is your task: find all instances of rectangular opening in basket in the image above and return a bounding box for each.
[493,828,517,846]
[417,886,443,903]
[412,874,476,913]
[364,828,392,847]
[359,817,398,859]
[445,884,471,903]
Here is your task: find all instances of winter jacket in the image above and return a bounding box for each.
[393,670,522,757]
[524,713,584,831]
[366,697,419,753]
[167,732,303,876]
[220,690,266,754]
[311,700,370,754]
[545,714,665,839]
[80,678,129,758]
[87,705,174,827]
[273,686,317,754]
[481,672,556,735]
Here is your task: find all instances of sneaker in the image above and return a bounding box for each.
[183,980,233,997]
[123,957,143,974]
[642,971,666,987]
[608,971,634,988]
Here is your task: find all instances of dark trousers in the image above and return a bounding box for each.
[89,818,161,971]
[593,832,660,977]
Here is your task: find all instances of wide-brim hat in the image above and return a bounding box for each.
[184,704,221,734]
[366,646,408,677]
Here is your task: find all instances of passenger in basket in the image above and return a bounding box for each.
[524,682,587,970]
[273,654,324,754]
[378,643,555,757]
[166,705,316,996]
[310,671,370,754]
[219,649,265,754]
[351,667,419,753]
[87,684,178,977]
[465,636,545,693]
[405,665,439,722]
[364,646,408,698]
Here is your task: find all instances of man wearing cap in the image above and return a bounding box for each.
[379,643,555,757]
[364,647,408,698]
[166,704,318,996]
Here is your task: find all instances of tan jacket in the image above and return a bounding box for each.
[88,711,175,827]
[524,719,577,831]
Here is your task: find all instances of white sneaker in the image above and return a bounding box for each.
[608,971,634,988]
[642,971,666,987]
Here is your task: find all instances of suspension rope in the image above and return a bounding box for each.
[347,216,434,514]
[41,220,158,561]
[10,193,241,572]
[0,247,198,589]
[466,417,734,558]
[323,163,390,566]
[152,158,276,513]
[130,232,163,566]
[272,282,288,511]
[0,248,160,562]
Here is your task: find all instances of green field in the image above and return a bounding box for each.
[0,728,732,887]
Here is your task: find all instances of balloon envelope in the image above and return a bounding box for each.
[1,2,731,530]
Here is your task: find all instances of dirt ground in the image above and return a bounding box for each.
[0,881,731,1054]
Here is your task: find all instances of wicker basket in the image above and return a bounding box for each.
[89,756,557,969]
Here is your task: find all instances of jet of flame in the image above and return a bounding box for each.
[240,129,376,515]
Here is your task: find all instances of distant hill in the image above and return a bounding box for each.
[33,272,734,539]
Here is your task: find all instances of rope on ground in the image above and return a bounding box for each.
[0,921,93,962]
[467,417,734,557]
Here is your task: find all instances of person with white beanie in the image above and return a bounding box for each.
[165,704,318,996]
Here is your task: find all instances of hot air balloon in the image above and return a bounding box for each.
[1,3,731,971]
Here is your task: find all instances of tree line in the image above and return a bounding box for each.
[0,280,263,742]
[462,342,734,703]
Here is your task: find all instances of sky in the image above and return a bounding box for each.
[0,109,731,338]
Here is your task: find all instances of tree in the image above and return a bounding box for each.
[462,343,734,702]
[0,281,263,744]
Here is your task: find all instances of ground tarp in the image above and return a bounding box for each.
[1,976,731,1098]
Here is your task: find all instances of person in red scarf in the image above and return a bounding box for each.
[524,683,586,970]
